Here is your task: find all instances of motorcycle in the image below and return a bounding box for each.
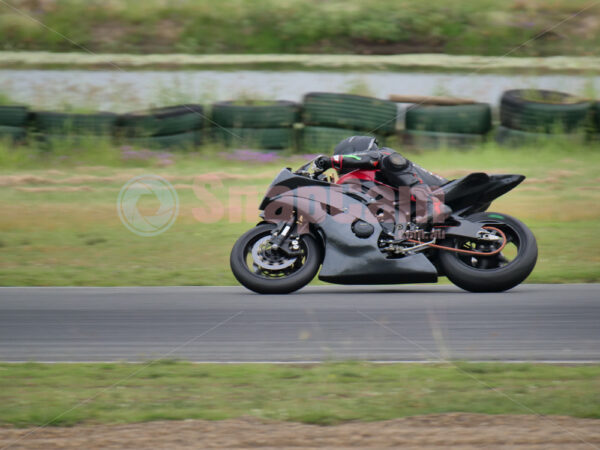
[230,156,537,294]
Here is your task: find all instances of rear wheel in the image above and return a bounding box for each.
[230,223,322,294]
[438,212,537,292]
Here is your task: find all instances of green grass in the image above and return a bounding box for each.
[1,0,599,57]
[4,52,600,74]
[0,90,15,105]
[0,361,599,427]
[0,138,599,286]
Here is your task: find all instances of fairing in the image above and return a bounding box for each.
[317,214,438,284]
[260,170,438,284]
[441,173,525,214]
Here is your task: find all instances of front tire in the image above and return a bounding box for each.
[230,223,322,294]
[438,212,537,292]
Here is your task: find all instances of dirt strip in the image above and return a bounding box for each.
[1,414,600,449]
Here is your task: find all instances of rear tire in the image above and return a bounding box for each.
[230,223,322,294]
[438,212,537,292]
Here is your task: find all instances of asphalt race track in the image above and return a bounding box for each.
[0,284,599,362]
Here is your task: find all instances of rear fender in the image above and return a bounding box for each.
[443,173,525,214]
[480,174,526,203]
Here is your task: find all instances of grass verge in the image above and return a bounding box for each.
[1,0,599,57]
[0,361,599,427]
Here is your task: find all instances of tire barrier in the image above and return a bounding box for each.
[403,103,491,149]
[495,125,587,146]
[32,111,118,149]
[499,89,592,134]
[118,105,205,149]
[212,101,300,128]
[210,101,300,150]
[0,125,26,143]
[34,111,118,136]
[0,105,29,127]
[124,130,201,149]
[119,104,205,137]
[403,129,486,149]
[0,105,28,143]
[1,89,597,152]
[214,127,294,150]
[405,103,492,135]
[303,92,398,136]
[302,126,381,153]
[592,102,600,133]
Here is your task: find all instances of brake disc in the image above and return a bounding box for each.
[251,236,297,270]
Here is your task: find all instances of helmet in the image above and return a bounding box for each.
[333,136,378,155]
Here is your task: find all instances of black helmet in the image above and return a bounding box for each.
[333,136,378,155]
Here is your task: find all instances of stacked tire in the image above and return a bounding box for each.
[119,105,205,149]
[496,89,591,145]
[591,102,600,141]
[0,106,29,143]
[404,103,492,149]
[211,101,299,150]
[34,111,118,147]
[301,93,397,152]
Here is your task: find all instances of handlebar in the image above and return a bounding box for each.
[294,157,321,177]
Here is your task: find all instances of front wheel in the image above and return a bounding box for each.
[230,223,322,294]
[438,212,538,292]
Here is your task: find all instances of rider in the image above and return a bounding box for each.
[314,136,451,224]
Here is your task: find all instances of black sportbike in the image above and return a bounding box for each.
[230,157,537,294]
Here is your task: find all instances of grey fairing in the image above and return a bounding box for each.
[264,187,438,285]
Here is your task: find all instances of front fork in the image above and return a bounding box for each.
[269,215,302,255]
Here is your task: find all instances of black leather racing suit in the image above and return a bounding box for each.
[318,148,450,224]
